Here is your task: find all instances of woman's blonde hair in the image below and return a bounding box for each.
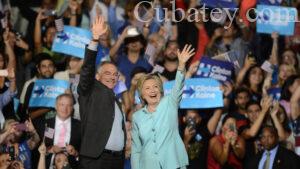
[279,63,297,86]
[137,74,164,105]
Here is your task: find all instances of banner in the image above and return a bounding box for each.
[195,57,234,82]
[256,5,297,36]
[267,87,281,100]
[259,0,282,5]
[29,80,70,108]
[164,78,223,109]
[52,26,92,58]
[201,0,238,9]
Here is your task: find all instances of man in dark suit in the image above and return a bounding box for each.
[36,93,81,169]
[78,16,125,169]
[245,126,300,169]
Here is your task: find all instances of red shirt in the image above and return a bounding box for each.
[207,135,243,169]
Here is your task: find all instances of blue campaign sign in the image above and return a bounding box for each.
[164,78,223,109]
[195,57,234,82]
[259,0,282,5]
[29,80,70,108]
[52,26,92,58]
[256,5,297,36]
[201,0,238,9]
[267,88,281,100]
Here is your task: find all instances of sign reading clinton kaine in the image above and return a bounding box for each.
[29,80,70,108]
[195,57,234,82]
[164,78,223,109]
[52,26,92,58]
[256,5,297,36]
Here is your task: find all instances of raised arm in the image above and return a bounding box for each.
[170,44,195,103]
[109,26,129,62]
[78,16,107,95]
[270,101,289,141]
[34,9,48,54]
[291,86,300,120]
[242,97,271,139]
[3,28,16,70]
[269,32,279,66]
[236,55,256,86]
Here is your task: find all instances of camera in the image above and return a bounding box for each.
[248,51,256,61]
[43,10,57,17]
[0,145,16,161]
[186,117,197,131]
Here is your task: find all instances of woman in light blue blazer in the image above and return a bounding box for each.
[131,45,195,169]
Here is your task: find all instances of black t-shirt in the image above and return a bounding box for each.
[181,123,212,169]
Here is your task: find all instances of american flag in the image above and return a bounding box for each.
[44,127,55,139]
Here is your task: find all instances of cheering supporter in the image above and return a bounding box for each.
[0,28,17,121]
[280,75,300,119]
[207,115,245,169]
[236,55,264,101]
[54,57,83,120]
[0,119,40,169]
[37,141,71,169]
[109,26,152,88]
[20,54,56,120]
[291,86,300,155]
[35,94,81,169]
[205,20,250,70]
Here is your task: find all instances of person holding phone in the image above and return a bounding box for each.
[131,44,195,169]
[0,118,40,169]
[207,116,245,169]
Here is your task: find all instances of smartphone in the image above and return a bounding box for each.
[43,10,56,16]
[248,51,256,61]
[15,123,27,131]
[8,146,15,161]
[0,69,8,77]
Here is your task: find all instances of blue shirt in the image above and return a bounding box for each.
[259,145,279,169]
[96,45,110,67]
[17,141,31,169]
[116,53,152,88]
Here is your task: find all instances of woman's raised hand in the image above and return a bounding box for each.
[177,44,195,70]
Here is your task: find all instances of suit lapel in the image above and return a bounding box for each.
[272,146,282,169]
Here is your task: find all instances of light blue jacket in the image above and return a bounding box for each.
[131,70,188,169]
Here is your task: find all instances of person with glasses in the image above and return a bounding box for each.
[78,16,126,169]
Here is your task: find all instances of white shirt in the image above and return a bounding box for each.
[54,116,71,146]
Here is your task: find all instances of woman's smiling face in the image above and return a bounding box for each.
[141,79,162,106]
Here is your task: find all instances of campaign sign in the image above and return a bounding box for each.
[195,57,234,82]
[256,5,297,36]
[52,26,92,58]
[29,80,70,108]
[267,88,281,100]
[164,78,223,109]
[201,0,238,9]
[259,0,282,5]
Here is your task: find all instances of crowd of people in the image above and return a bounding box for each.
[1,0,300,169]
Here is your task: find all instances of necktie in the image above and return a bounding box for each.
[263,151,271,169]
[57,122,67,147]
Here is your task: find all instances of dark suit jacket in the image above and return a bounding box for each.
[78,47,126,158]
[36,117,81,169]
[245,145,300,169]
